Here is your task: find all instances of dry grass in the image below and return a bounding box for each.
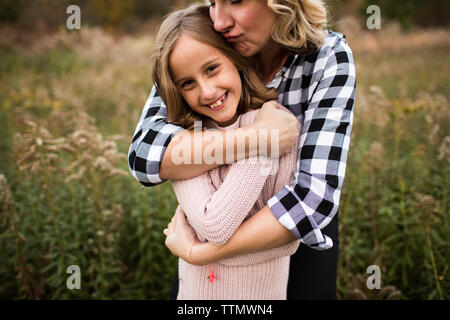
[337,16,450,54]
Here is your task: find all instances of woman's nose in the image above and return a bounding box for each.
[211,4,234,33]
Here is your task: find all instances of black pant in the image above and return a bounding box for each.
[287,213,339,300]
[170,214,339,300]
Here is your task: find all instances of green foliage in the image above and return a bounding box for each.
[336,47,450,299]
[361,0,450,29]
[1,170,178,299]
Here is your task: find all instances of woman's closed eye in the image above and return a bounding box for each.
[209,0,242,7]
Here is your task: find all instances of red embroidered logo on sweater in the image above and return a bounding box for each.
[208,269,216,283]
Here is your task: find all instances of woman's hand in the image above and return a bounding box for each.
[253,100,299,156]
[163,206,222,266]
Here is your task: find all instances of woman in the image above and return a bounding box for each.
[153,5,301,299]
[129,0,355,299]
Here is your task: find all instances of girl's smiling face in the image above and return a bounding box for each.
[169,33,242,127]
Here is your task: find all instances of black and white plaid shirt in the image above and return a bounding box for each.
[128,31,356,250]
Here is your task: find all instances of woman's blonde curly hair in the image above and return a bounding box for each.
[268,0,329,54]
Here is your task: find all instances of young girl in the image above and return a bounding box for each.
[154,5,301,300]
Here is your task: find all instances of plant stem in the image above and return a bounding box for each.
[425,227,443,300]
[39,151,66,289]
[90,168,106,298]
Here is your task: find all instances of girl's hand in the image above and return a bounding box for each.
[253,100,299,156]
[163,206,223,266]
[163,206,198,260]
[163,206,222,266]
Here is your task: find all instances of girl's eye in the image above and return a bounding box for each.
[209,1,215,7]
[181,80,194,89]
[230,0,242,4]
[206,65,219,74]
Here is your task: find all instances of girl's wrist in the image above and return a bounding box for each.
[190,241,223,266]
[186,241,195,260]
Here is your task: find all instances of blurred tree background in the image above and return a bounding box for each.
[0,0,187,32]
[360,0,450,29]
[0,0,448,34]
[0,0,448,300]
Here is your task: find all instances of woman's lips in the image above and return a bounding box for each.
[224,34,242,42]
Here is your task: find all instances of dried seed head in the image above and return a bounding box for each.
[364,141,385,171]
[438,136,450,164]
[0,174,14,212]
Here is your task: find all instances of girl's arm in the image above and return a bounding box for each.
[168,111,302,266]
[172,157,273,245]
[171,111,275,245]
[128,88,298,185]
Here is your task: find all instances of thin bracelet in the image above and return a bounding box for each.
[186,242,194,259]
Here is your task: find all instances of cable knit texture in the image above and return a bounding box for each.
[172,108,301,300]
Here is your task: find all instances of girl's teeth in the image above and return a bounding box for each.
[210,101,221,108]
[210,93,226,109]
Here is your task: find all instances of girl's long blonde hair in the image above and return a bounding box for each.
[152,5,278,129]
[268,0,328,53]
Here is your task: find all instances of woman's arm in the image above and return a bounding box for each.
[128,87,184,186]
[265,34,356,249]
[128,89,298,184]
[164,205,297,266]
[164,34,356,264]
[161,101,299,180]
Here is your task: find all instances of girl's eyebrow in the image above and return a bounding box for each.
[201,56,220,69]
[174,56,221,85]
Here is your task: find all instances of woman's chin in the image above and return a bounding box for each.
[234,43,255,57]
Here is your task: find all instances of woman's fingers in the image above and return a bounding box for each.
[254,100,298,156]
[270,101,283,110]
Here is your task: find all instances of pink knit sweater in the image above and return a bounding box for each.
[172,109,301,300]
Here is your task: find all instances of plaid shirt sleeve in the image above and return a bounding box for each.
[268,33,356,250]
[128,86,184,186]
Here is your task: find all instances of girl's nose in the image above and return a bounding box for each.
[211,3,234,33]
[199,81,216,102]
